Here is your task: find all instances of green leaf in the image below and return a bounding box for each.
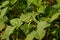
[36,21,50,40]
[1,16,8,22]
[45,6,57,17]
[10,0,17,4]
[20,23,30,35]
[34,31,40,39]
[37,6,46,13]
[20,13,32,23]
[36,30,46,40]
[27,0,42,6]
[10,18,22,27]
[25,31,36,40]
[50,13,60,22]
[51,30,57,35]
[0,20,4,31]
[0,7,8,18]
[40,17,51,23]
[1,26,15,40]
[20,12,38,23]
[0,16,8,31]
[27,0,33,5]
[37,0,42,6]
[33,0,42,6]
[33,0,38,5]
[57,0,60,4]
[37,21,50,31]
[1,1,9,8]
[53,4,60,9]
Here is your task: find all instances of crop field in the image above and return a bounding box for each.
[0,0,60,40]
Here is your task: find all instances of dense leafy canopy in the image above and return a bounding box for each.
[0,0,60,40]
